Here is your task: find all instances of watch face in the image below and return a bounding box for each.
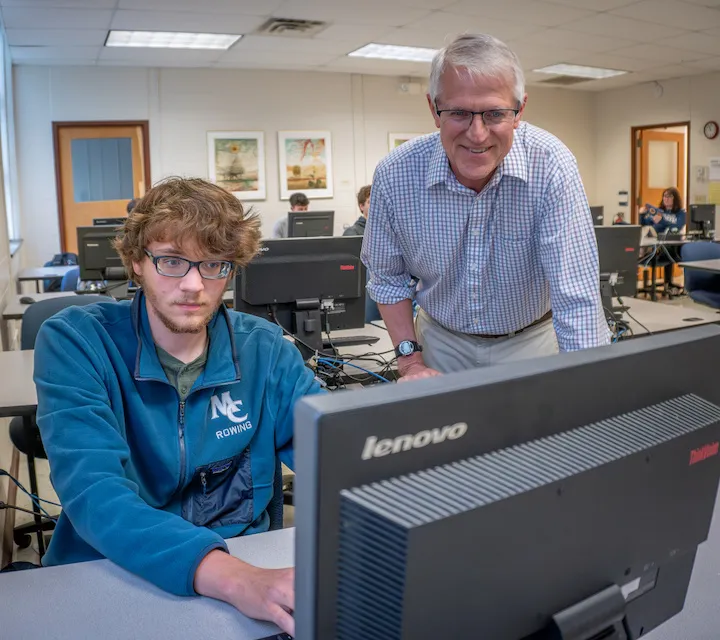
[398,341,414,356]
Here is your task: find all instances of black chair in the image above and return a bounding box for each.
[10,295,108,555]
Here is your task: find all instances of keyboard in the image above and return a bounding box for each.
[323,335,380,348]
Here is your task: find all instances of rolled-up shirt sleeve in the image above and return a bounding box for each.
[361,178,415,305]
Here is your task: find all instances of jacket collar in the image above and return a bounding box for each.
[425,123,529,190]
[131,290,241,386]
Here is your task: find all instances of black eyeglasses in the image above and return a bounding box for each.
[144,249,233,280]
[435,104,519,129]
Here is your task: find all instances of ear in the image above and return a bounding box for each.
[427,94,441,129]
[514,94,528,130]
[132,260,144,280]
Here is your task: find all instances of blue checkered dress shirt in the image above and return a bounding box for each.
[362,122,610,351]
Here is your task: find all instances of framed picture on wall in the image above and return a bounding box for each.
[388,132,424,150]
[277,130,333,199]
[207,131,266,200]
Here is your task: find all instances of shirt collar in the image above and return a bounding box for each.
[425,122,529,189]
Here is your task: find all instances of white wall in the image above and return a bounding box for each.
[593,73,720,222]
[14,65,597,268]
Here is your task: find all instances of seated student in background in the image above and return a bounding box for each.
[343,185,371,237]
[613,212,629,225]
[639,187,686,233]
[272,191,309,238]
[34,177,322,636]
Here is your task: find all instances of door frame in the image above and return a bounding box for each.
[630,121,690,224]
[52,120,151,251]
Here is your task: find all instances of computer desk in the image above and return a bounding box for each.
[16,266,78,294]
[678,259,720,274]
[2,492,720,639]
[620,297,720,336]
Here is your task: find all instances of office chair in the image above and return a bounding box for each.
[681,242,720,309]
[10,295,108,553]
[60,266,80,292]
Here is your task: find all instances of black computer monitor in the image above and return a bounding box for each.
[595,225,642,298]
[590,205,604,226]
[287,210,334,237]
[76,226,126,282]
[690,204,716,236]
[233,236,365,358]
[93,217,127,226]
[294,325,720,640]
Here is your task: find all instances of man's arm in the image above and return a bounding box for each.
[538,156,611,352]
[361,181,440,380]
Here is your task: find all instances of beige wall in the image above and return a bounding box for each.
[14,65,597,268]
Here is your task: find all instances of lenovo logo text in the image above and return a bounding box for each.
[361,422,468,460]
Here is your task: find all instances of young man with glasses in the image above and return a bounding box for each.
[34,177,319,635]
[362,33,609,382]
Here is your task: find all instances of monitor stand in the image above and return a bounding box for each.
[526,584,629,640]
[293,307,323,361]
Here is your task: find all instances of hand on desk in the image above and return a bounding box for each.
[398,353,442,383]
[194,549,295,635]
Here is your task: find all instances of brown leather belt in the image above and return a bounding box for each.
[470,310,553,339]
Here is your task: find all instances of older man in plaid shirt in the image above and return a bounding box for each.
[362,33,610,382]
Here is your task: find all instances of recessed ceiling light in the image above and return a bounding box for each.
[348,43,437,63]
[533,63,627,79]
[105,30,242,50]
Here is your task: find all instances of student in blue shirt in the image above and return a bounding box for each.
[639,187,686,233]
[34,177,322,636]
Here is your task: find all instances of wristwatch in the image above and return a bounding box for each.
[395,340,423,358]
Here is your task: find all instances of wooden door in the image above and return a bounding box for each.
[54,122,149,254]
[639,130,685,213]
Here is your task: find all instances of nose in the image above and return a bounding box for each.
[466,114,490,142]
[178,265,205,292]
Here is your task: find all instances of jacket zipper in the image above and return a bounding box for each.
[177,400,187,492]
[200,471,207,495]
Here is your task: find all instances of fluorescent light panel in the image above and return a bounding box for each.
[348,43,437,62]
[533,63,627,79]
[106,30,241,50]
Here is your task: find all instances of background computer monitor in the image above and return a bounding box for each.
[294,326,720,640]
[690,204,716,235]
[287,210,334,237]
[76,226,126,281]
[234,236,365,358]
[93,217,126,226]
[590,205,604,226]
[595,225,642,298]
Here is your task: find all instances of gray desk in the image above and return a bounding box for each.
[0,528,293,640]
[621,297,720,336]
[679,258,720,274]
[16,266,77,294]
[2,497,720,639]
[1,292,77,350]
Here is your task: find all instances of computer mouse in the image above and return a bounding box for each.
[19,296,35,304]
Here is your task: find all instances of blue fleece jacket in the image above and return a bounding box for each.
[34,291,322,596]
[640,205,687,233]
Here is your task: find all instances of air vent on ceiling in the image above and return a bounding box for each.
[255,18,329,38]
[538,75,591,86]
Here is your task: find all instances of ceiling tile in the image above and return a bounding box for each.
[393,0,458,7]
[513,28,636,52]
[578,73,645,91]
[639,63,709,79]
[403,11,544,41]
[1,0,115,7]
[611,43,709,64]
[678,0,720,6]
[610,0,720,30]
[109,10,266,34]
[271,0,431,26]
[373,27,450,49]
[116,0,284,14]
[98,46,224,65]
[229,35,355,55]
[560,52,659,72]
[324,55,432,76]
[313,23,386,42]
[545,0,638,10]
[5,28,108,46]
[667,31,720,54]
[559,13,681,42]
[685,56,720,70]
[1,7,113,29]
[11,45,100,60]
[443,0,596,27]
[218,49,339,65]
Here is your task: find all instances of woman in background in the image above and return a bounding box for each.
[639,187,686,233]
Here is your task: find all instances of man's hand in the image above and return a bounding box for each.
[397,352,442,383]
[194,549,295,635]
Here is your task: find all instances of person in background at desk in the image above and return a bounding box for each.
[272,191,309,238]
[362,33,609,382]
[639,187,686,234]
[33,177,322,636]
[613,212,629,225]
[343,184,371,237]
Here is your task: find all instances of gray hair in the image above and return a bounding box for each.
[429,33,525,105]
